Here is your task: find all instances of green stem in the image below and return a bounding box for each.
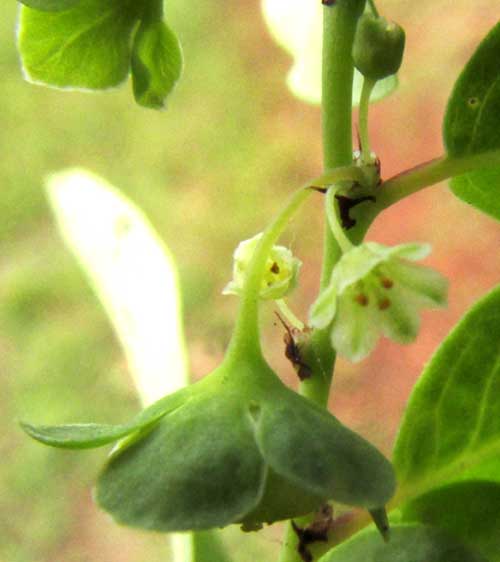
[359,78,376,164]
[302,0,365,403]
[376,149,500,209]
[278,3,366,562]
[276,299,304,331]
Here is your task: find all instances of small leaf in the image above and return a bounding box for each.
[18,0,82,11]
[18,0,140,89]
[318,524,487,562]
[393,285,500,495]
[401,481,500,561]
[261,0,397,106]
[255,391,396,509]
[20,388,189,449]
[443,21,500,220]
[131,20,183,109]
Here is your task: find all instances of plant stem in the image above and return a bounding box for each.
[376,148,500,210]
[359,78,376,164]
[301,0,364,405]
[278,3,365,562]
[276,299,305,331]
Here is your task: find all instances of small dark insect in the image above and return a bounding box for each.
[292,504,335,562]
[322,0,336,5]
[275,312,312,381]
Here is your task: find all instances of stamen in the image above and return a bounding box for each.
[381,277,393,289]
[378,298,391,310]
[355,293,369,306]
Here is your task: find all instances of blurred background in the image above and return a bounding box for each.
[1,1,499,561]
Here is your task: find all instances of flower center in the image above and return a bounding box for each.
[351,266,395,311]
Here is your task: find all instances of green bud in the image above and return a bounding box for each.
[131,20,183,109]
[352,13,405,80]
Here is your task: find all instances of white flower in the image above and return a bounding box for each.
[223,233,302,300]
[309,242,448,362]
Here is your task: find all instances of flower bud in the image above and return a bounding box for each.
[223,233,302,300]
[352,13,405,80]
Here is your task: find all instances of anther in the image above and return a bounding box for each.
[381,277,393,289]
[355,293,369,306]
[378,298,391,310]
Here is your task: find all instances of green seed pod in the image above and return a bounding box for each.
[352,13,405,80]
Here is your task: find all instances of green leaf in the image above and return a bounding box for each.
[401,481,500,561]
[18,0,82,11]
[131,20,183,109]
[255,391,396,509]
[46,169,189,405]
[318,524,487,562]
[95,392,266,532]
[443,21,500,220]
[261,0,397,106]
[18,0,140,89]
[393,285,500,494]
[20,388,190,449]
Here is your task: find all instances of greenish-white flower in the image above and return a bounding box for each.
[309,242,448,362]
[223,233,301,300]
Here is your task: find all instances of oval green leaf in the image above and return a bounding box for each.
[318,524,487,562]
[401,481,500,561]
[18,0,82,11]
[393,285,500,498]
[255,390,396,509]
[443,21,500,220]
[18,0,140,89]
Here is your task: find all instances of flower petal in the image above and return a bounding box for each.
[388,261,448,307]
[386,242,432,261]
[309,282,337,329]
[330,292,380,362]
[332,244,386,294]
[379,286,421,343]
